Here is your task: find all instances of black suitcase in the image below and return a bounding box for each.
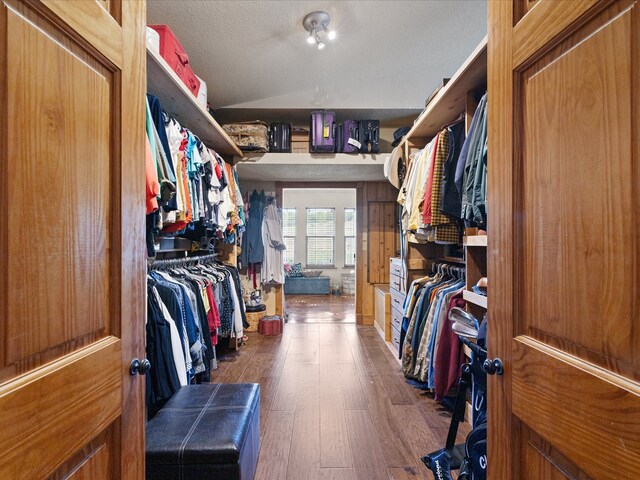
[358,120,380,154]
[336,120,360,153]
[269,123,291,153]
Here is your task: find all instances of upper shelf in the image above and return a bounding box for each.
[463,289,487,309]
[463,235,488,247]
[236,153,386,182]
[405,36,487,142]
[146,47,242,158]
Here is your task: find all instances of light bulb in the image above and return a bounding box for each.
[317,42,325,50]
[306,34,315,45]
[327,30,336,40]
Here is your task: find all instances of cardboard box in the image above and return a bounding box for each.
[291,140,309,153]
[292,128,309,141]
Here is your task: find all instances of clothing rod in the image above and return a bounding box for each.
[148,252,219,269]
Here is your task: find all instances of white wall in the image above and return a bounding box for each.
[283,188,356,286]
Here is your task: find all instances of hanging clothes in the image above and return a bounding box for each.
[146,256,247,409]
[440,122,466,219]
[239,190,266,268]
[261,201,286,285]
[398,124,463,245]
[145,135,159,215]
[459,93,488,229]
[144,94,245,257]
[401,264,467,395]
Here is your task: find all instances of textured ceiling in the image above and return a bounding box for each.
[147,0,487,125]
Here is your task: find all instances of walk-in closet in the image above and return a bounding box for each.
[0,1,637,479]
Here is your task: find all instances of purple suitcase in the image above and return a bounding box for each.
[336,120,360,153]
[310,110,336,153]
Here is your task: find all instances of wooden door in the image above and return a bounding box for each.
[367,201,398,284]
[0,0,146,478]
[488,0,639,478]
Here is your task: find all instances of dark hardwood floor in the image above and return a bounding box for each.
[213,322,469,480]
[285,294,356,324]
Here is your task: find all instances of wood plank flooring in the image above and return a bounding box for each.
[213,323,469,480]
[286,294,356,323]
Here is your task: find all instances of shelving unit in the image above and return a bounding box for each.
[154,248,190,254]
[236,152,386,182]
[463,235,487,247]
[462,290,487,309]
[388,37,488,427]
[395,35,488,287]
[146,47,242,159]
[146,47,244,350]
[403,36,487,145]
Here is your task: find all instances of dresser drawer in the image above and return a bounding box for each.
[390,273,403,293]
[391,324,401,351]
[390,257,403,278]
[391,306,403,332]
[390,287,405,312]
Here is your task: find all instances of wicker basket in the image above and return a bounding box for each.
[245,311,264,332]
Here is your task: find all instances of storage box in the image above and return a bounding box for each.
[290,128,310,152]
[245,311,263,332]
[291,141,310,153]
[258,316,283,336]
[222,122,269,152]
[291,128,309,141]
[148,24,200,97]
[342,273,356,294]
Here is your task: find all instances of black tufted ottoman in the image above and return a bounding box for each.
[146,383,260,480]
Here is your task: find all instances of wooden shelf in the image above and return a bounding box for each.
[463,290,487,309]
[441,256,465,264]
[146,47,242,158]
[237,153,386,182]
[240,152,386,164]
[406,36,487,142]
[463,235,488,247]
[407,258,431,271]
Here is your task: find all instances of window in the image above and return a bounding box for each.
[306,208,335,267]
[344,208,356,266]
[283,208,296,264]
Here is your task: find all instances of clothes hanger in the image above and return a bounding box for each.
[440,113,465,131]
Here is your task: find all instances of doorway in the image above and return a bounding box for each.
[281,187,357,324]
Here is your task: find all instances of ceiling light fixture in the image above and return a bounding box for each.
[303,11,336,49]
[306,31,316,44]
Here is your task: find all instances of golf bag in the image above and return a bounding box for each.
[422,316,488,480]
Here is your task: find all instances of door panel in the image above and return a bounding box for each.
[367,201,397,284]
[0,339,121,478]
[512,0,603,67]
[65,444,110,480]
[0,0,146,478]
[4,1,112,370]
[38,0,123,67]
[519,429,583,480]
[488,0,639,478]
[520,3,636,374]
[512,338,640,479]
